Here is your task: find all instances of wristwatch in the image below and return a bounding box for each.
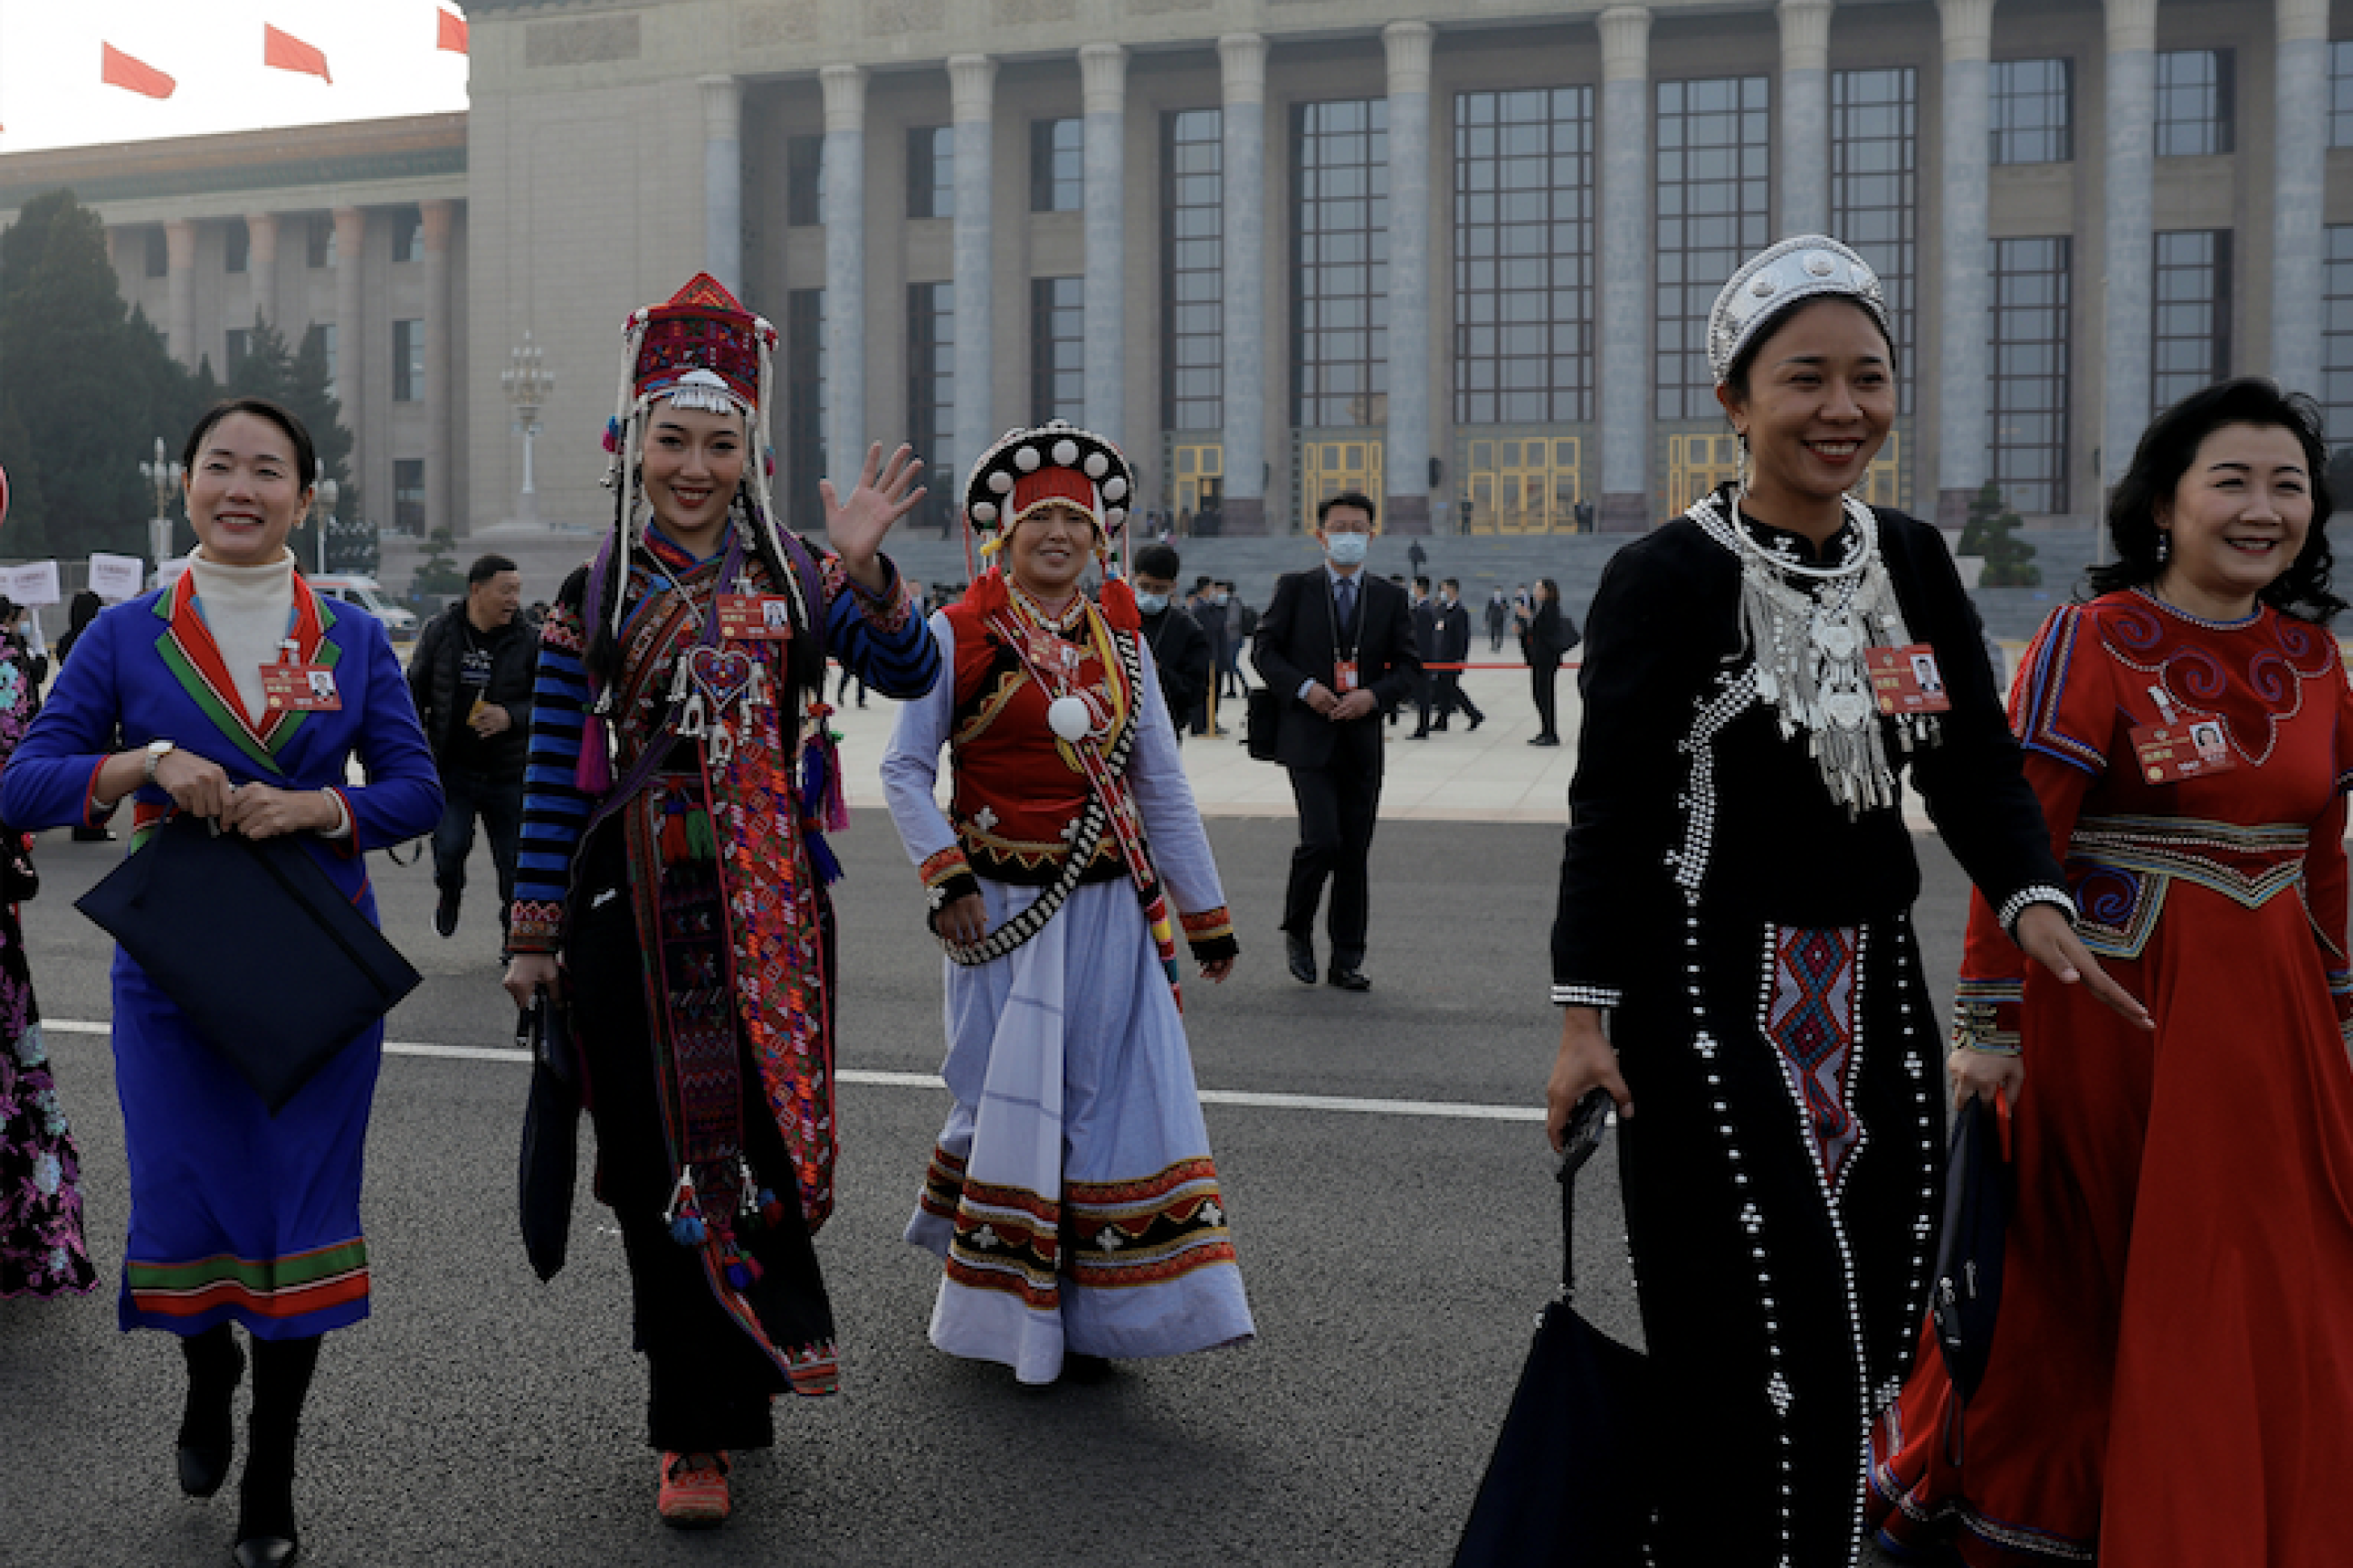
[143,738,175,784]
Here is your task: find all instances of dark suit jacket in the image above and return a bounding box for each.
[1250,566,1421,771]
[1436,601,1473,666]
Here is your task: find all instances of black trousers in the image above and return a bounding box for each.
[1437,671,1481,724]
[1529,661,1560,739]
[1280,760,1381,965]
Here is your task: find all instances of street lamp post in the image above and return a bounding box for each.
[138,437,183,565]
[500,332,555,525]
[311,478,340,576]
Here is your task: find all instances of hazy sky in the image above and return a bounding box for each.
[0,1,468,154]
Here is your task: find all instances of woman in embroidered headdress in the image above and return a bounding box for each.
[879,420,1253,1386]
[1869,380,2353,1567]
[0,395,443,1568]
[1538,236,2145,1567]
[499,274,939,1529]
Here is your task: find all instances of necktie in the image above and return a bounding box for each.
[1335,576,1357,632]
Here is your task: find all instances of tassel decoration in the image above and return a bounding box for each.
[804,828,844,886]
[575,710,614,794]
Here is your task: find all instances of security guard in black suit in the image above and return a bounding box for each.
[1248,491,1421,991]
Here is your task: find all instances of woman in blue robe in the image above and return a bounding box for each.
[0,396,440,1568]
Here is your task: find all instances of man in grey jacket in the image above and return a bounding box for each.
[406,554,534,948]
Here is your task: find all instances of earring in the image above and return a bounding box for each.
[1733,433,1751,508]
[2155,530,2170,565]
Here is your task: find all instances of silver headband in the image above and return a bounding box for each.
[1707,234,1890,385]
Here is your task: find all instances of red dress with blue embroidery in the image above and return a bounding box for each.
[1871,591,2353,1566]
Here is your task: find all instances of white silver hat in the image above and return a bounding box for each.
[1707,234,1889,386]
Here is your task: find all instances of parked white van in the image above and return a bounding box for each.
[148,560,419,637]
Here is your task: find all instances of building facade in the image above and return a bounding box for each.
[5,0,2351,542]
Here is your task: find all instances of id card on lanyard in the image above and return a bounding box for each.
[1329,575,1364,696]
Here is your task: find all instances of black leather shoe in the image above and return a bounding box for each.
[1327,966,1372,992]
[179,1443,233,1501]
[1406,729,1429,740]
[1467,713,1484,732]
[1529,734,1560,746]
[231,1535,299,1568]
[1284,934,1316,985]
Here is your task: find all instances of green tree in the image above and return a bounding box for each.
[1957,480,2042,588]
[0,188,205,560]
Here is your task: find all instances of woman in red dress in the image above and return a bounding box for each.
[1871,377,2353,1565]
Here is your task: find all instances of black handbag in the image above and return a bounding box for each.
[76,813,422,1114]
[1244,685,1282,763]
[1930,1093,2014,1411]
[516,987,582,1283]
[1453,1091,1653,1567]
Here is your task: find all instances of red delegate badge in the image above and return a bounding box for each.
[2129,721,2236,784]
[261,661,341,713]
[1333,659,1361,693]
[717,594,795,641]
[1865,644,1953,717]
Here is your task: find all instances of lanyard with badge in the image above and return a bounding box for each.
[260,638,341,712]
[1327,573,1365,693]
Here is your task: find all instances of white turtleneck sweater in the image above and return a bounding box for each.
[186,548,297,726]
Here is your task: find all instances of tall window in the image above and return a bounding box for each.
[1986,237,2072,514]
[145,227,168,278]
[2332,43,2353,149]
[786,136,825,227]
[1031,119,1082,213]
[225,223,250,274]
[392,319,424,403]
[1162,108,1224,432]
[1031,277,1084,423]
[1655,75,1770,419]
[2152,229,2233,408]
[394,460,426,534]
[225,328,252,379]
[1833,68,1917,401]
[307,214,335,268]
[907,282,955,531]
[907,127,954,220]
[2155,49,2233,157]
[1293,98,1389,428]
[1990,58,2072,165]
[2322,226,2353,445]
[308,323,338,403]
[1453,85,1595,427]
[786,290,826,530]
[392,206,425,263]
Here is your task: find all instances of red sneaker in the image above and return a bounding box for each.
[657,1450,731,1529]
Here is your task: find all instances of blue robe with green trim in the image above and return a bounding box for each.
[0,577,441,1338]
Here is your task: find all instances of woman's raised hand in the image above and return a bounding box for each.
[821,442,927,592]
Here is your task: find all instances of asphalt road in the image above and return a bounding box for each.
[0,813,1966,1567]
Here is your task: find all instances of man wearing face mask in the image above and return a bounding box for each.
[1433,577,1485,732]
[1130,544,1211,741]
[1249,492,1420,991]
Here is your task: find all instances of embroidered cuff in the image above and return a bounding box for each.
[919,846,975,907]
[1180,906,1239,962]
[846,556,914,635]
[509,898,567,955]
[1552,984,1622,1009]
[1997,884,2074,936]
[1952,978,2024,1056]
[2332,968,2353,1048]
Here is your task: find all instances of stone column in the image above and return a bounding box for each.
[335,205,368,501]
[1219,33,1270,536]
[244,212,279,327]
[1936,0,1996,525]
[164,219,197,367]
[700,75,744,298]
[1081,43,1128,446]
[821,64,868,475]
[2272,0,2329,394]
[950,55,997,497]
[1777,0,1834,235]
[2101,0,2157,494]
[1597,6,1653,532]
[1383,22,1435,535]
[422,200,457,538]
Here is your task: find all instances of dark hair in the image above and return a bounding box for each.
[1413,575,1431,592]
[182,396,318,490]
[468,554,520,587]
[1441,576,1461,592]
[1133,542,1181,580]
[1721,295,1897,403]
[66,590,102,634]
[2087,376,2344,623]
[1538,577,1560,601]
[1317,490,1377,527]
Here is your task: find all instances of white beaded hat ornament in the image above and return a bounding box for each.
[962,420,1136,558]
[1706,234,1890,387]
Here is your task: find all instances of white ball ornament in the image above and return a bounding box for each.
[988,470,1015,495]
[1082,452,1110,480]
[1015,446,1042,471]
[1052,439,1080,467]
[1047,695,1092,743]
[1106,507,1127,527]
[1102,476,1129,502]
[971,501,998,525]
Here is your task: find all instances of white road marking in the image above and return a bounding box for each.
[41,1019,1546,1123]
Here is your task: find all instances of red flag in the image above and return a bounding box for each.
[262,24,332,84]
[436,8,469,54]
[100,43,176,100]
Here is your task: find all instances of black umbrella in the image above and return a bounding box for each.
[1453,1090,1653,1567]
[1931,1093,2014,1416]
[517,988,581,1283]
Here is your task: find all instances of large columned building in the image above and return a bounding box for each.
[4,0,2350,541]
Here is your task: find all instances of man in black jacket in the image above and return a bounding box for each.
[407,554,534,946]
[1433,577,1485,731]
[1132,543,1212,741]
[1249,492,1420,991]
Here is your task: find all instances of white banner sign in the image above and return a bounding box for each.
[88,552,146,602]
[0,561,62,607]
